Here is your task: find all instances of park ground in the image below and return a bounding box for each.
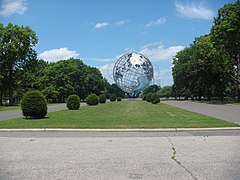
[0,100,239,129]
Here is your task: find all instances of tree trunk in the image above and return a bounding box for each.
[9,67,14,106]
[198,91,202,101]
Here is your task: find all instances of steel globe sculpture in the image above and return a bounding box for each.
[113,52,154,97]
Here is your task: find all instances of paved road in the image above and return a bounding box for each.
[163,101,240,124]
[0,130,239,180]
[0,103,87,121]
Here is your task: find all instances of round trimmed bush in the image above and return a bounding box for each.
[86,94,99,106]
[99,94,107,104]
[110,94,116,102]
[67,94,80,110]
[146,93,154,102]
[21,90,47,119]
[151,94,160,104]
[117,97,122,101]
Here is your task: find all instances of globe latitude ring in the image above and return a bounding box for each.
[113,52,154,97]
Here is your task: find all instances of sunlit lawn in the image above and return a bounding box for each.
[0,103,62,112]
[0,101,238,129]
[0,105,20,111]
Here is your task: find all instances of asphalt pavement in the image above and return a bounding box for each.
[163,101,240,124]
[0,130,240,180]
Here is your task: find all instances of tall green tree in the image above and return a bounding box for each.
[210,1,240,101]
[41,59,86,102]
[158,86,172,98]
[172,35,228,101]
[0,23,38,105]
[84,67,105,96]
[107,84,125,98]
[172,47,192,99]
[15,59,48,101]
[143,85,161,94]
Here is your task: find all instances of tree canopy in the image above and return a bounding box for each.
[172,1,240,102]
[0,23,38,105]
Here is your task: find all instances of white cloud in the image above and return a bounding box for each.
[38,48,79,62]
[82,57,113,62]
[99,63,115,84]
[140,43,184,62]
[175,2,214,20]
[146,17,166,27]
[98,43,184,85]
[95,22,109,29]
[115,20,130,26]
[0,0,27,17]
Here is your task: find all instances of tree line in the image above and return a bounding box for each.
[172,1,240,102]
[0,24,125,105]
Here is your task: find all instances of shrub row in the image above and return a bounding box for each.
[142,93,160,104]
[67,93,121,109]
[20,90,122,119]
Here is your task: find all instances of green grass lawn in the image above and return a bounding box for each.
[0,101,238,129]
[227,102,240,106]
[0,105,20,111]
[0,103,63,112]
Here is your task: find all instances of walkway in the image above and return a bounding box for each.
[163,101,240,124]
[1,130,240,180]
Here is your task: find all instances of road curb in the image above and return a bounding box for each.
[0,127,240,132]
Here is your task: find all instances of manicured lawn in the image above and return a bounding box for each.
[0,103,63,112]
[227,102,240,106]
[0,101,238,129]
[0,105,20,111]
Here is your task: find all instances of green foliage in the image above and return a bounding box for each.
[210,1,240,101]
[171,2,240,102]
[146,93,154,102]
[0,23,38,105]
[143,85,161,94]
[21,90,47,119]
[110,94,117,102]
[39,59,106,103]
[172,35,232,101]
[151,94,160,104]
[67,94,80,110]
[142,94,147,101]
[99,94,107,104]
[106,84,125,98]
[158,86,172,97]
[86,94,99,106]
[117,97,122,101]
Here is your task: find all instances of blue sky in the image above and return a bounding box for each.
[0,0,235,86]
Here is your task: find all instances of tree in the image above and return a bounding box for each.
[172,47,192,99]
[143,85,161,94]
[107,84,125,98]
[15,59,48,101]
[40,58,106,102]
[84,67,105,96]
[210,1,240,101]
[158,86,172,98]
[172,35,228,101]
[0,23,38,105]
[41,59,87,102]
